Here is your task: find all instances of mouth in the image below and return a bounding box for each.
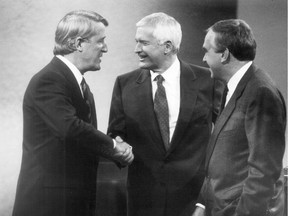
[138,54,147,62]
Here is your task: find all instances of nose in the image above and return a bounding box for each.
[102,43,108,53]
[202,53,206,62]
[134,42,142,53]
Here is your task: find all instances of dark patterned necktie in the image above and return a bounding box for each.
[81,78,92,122]
[219,85,228,115]
[154,75,170,150]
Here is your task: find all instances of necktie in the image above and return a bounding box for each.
[81,78,92,122]
[154,75,170,150]
[219,85,228,115]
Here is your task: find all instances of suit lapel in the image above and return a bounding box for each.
[51,57,83,100]
[205,64,256,169]
[168,61,198,154]
[51,57,96,126]
[135,70,167,154]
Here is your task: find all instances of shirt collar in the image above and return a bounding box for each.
[227,61,253,93]
[150,58,180,82]
[56,55,83,85]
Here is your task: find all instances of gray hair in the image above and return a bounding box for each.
[136,12,182,53]
[53,10,108,55]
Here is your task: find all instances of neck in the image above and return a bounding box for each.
[223,59,250,83]
[153,55,177,74]
[63,54,85,75]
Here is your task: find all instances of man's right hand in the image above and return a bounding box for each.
[113,136,134,166]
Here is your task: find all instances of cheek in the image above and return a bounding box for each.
[91,49,101,59]
[208,55,219,65]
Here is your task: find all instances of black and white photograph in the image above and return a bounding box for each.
[0,0,287,216]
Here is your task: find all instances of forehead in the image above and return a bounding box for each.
[90,22,106,40]
[203,30,217,49]
[135,26,155,39]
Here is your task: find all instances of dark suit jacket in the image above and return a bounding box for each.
[108,60,216,216]
[13,57,115,216]
[201,64,286,216]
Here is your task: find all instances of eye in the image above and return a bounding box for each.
[136,40,149,46]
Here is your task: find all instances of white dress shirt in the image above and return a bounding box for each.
[225,61,253,106]
[56,55,84,97]
[150,58,181,142]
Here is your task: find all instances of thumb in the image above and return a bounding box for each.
[115,136,123,143]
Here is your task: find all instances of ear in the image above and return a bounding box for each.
[75,37,84,52]
[221,48,230,63]
[163,41,173,55]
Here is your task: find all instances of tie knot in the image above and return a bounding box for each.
[81,77,86,87]
[155,75,165,84]
[81,78,88,94]
[81,78,86,86]
[223,84,228,95]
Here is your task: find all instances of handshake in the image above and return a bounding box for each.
[112,136,134,166]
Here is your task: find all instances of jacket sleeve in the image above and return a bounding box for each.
[27,71,115,158]
[107,76,127,140]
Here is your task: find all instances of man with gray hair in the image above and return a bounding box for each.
[12,10,133,216]
[108,12,217,216]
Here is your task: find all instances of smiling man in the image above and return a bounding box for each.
[12,10,134,216]
[193,19,286,216]
[108,12,218,216]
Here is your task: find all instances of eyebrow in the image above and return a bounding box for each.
[136,39,148,43]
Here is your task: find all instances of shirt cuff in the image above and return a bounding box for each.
[112,139,116,149]
[196,203,205,209]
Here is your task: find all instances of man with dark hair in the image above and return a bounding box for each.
[193,19,286,216]
[12,10,133,216]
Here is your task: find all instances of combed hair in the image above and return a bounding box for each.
[208,19,256,61]
[53,10,108,55]
[136,12,182,53]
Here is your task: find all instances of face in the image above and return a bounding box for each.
[134,26,166,72]
[81,22,108,72]
[202,30,223,79]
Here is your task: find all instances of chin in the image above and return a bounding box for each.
[92,65,101,71]
[139,62,151,69]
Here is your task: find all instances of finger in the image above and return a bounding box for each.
[115,136,123,143]
[114,152,123,158]
[121,152,130,161]
[122,147,130,156]
[121,153,132,163]
[123,152,134,162]
[127,155,134,164]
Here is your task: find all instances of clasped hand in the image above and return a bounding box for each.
[113,136,134,166]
